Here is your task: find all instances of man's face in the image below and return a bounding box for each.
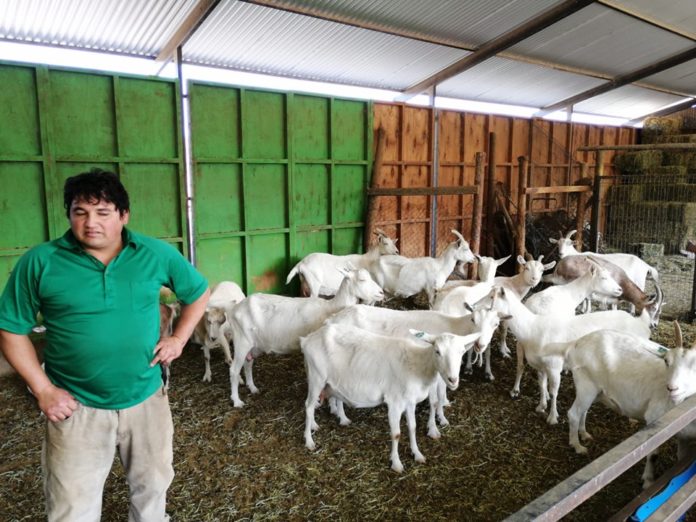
[69,197,129,253]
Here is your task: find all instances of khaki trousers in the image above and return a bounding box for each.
[42,387,174,522]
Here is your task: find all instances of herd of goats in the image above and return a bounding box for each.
[160,228,695,481]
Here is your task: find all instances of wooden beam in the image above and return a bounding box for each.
[397,0,594,100]
[367,186,478,197]
[155,0,221,63]
[578,143,696,152]
[537,46,696,115]
[241,0,693,101]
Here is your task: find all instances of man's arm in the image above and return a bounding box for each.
[151,287,210,367]
[0,329,78,422]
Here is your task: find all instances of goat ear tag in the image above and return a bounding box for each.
[643,344,669,358]
[414,331,425,339]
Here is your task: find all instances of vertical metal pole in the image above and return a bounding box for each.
[486,132,497,256]
[177,46,196,265]
[590,150,605,252]
[575,161,588,250]
[516,156,528,271]
[430,86,440,257]
[470,151,486,279]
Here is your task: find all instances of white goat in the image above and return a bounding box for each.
[371,230,475,305]
[285,228,398,298]
[301,324,482,472]
[433,255,509,310]
[226,267,384,407]
[492,286,651,425]
[190,281,246,382]
[565,324,696,488]
[549,229,659,290]
[439,255,554,381]
[545,254,664,327]
[325,302,509,437]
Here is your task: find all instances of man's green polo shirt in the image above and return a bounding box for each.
[0,228,208,409]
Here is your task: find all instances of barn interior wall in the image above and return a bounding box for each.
[371,102,638,257]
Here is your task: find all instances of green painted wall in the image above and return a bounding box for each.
[0,63,186,290]
[190,82,372,293]
[0,64,373,296]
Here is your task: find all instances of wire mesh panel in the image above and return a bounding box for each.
[599,172,696,320]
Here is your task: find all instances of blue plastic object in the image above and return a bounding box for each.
[630,459,696,521]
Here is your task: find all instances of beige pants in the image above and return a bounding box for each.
[42,387,174,522]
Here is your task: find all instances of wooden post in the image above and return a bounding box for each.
[517,156,528,272]
[486,132,497,256]
[364,126,386,251]
[470,151,486,279]
[589,150,605,252]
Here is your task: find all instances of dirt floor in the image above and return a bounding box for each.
[2,317,696,521]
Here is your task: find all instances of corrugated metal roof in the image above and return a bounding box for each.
[0,0,694,122]
[184,1,467,89]
[0,0,199,56]
[437,57,607,108]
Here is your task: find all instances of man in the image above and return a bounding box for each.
[0,169,210,521]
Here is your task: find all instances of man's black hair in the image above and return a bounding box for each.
[64,168,130,217]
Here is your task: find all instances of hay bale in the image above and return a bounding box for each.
[642,116,682,143]
[642,184,696,203]
[660,134,696,144]
[662,150,696,168]
[606,184,643,203]
[654,165,687,177]
[613,150,662,174]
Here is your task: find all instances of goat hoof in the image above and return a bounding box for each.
[574,445,588,455]
[428,429,441,439]
[463,368,473,376]
[486,374,495,382]
[391,462,404,473]
[509,390,520,399]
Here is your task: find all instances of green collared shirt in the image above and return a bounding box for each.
[0,228,207,409]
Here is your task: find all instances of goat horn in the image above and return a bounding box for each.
[566,229,577,240]
[451,229,465,242]
[674,320,684,349]
[374,228,386,237]
[537,254,544,262]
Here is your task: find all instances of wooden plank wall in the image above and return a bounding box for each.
[372,102,637,256]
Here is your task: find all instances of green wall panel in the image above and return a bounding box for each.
[293,95,329,159]
[118,78,178,158]
[196,237,244,287]
[333,165,366,223]
[293,164,329,226]
[244,91,286,159]
[0,66,41,156]
[121,164,181,238]
[333,228,363,256]
[191,85,241,159]
[333,99,367,161]
[195,163,243,233]
[0,255,21,288]
[246,164,288,230]
[295,230,330,259]
[248,233,287,294]
[0,163,48,249]
[50,71,117,157]
[0,63,184,292]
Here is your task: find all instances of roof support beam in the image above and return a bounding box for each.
[396,0,595,101]
[535,46,696,116]
[155,0,221,63]
[626,98,696,126]
[242,0,693,101]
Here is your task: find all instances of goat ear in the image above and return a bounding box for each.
[543,260,556,271]
[549,237,558,244]
[498,313,513,321]
[516,255,526,265]
[464,302,475,313]
[409,329,435,344]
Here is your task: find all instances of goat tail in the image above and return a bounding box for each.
[286,262,302,285]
